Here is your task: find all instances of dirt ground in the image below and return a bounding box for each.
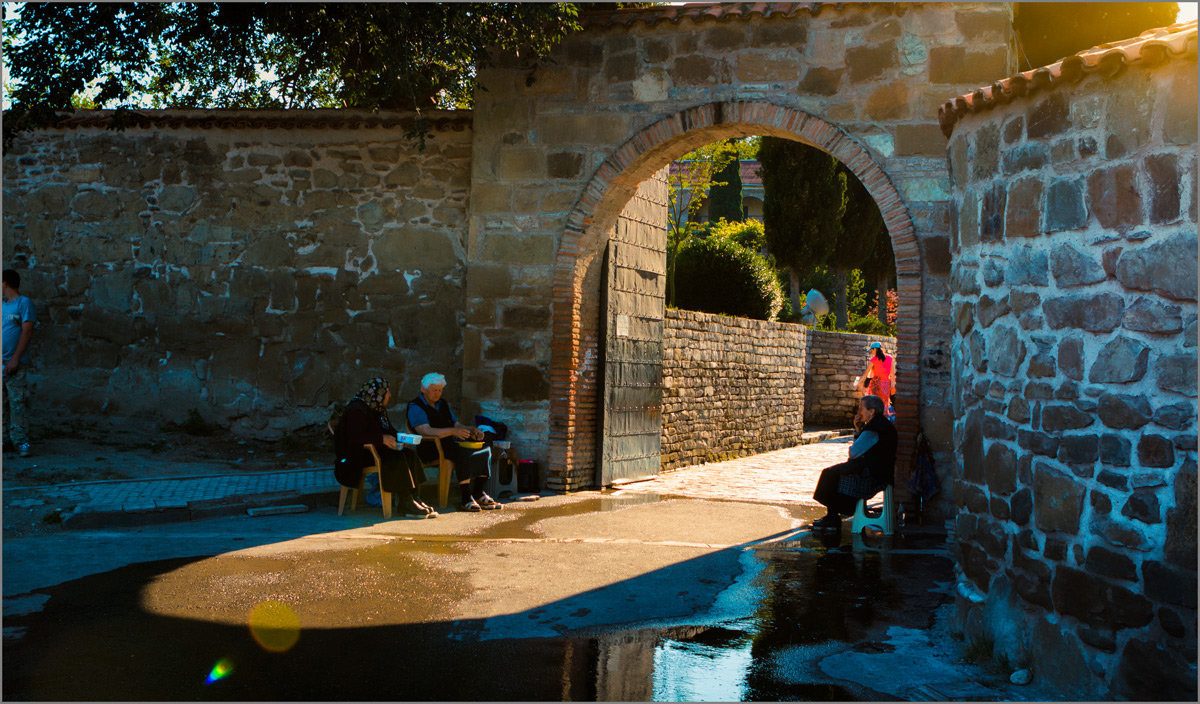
[2,421,333,538]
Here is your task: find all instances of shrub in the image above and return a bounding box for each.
[673,235,783,320]
[848,314,896,336]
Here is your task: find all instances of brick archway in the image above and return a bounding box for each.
[547,100,922,486]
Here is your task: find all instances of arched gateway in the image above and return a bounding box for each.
[463,3,1015,498]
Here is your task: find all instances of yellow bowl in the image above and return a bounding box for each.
[457,440,485,450]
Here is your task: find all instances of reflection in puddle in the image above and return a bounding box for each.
[651,633,752,701]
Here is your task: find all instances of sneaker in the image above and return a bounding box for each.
[17,443,31,457]
[812,514,842,530]
[461,498,482,512]
[476,492,502,510]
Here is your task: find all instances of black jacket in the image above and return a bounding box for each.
[333,399,397,487]
[859,413,898,486]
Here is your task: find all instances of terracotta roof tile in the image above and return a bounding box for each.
[939,20,1198,137]
[581,2,838,30]
[42,108,471,132]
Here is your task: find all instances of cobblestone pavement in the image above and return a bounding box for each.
[617,436,853,507]
[3,431,855,529]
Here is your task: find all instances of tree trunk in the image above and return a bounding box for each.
[834,268,849,330]
[788,268,801,319]
[877,273,889,326]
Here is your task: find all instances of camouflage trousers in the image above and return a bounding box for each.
[3,368,31,446]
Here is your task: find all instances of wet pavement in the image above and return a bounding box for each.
[2,435,1063,701]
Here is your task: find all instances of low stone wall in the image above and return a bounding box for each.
[804,330,897,427]
[945,30,1197,700]
[660,309,807,470]
[1,110,473,438]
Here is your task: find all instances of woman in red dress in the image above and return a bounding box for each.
[859,342,896,419]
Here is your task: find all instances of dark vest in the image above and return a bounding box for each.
[860,414,898,486]
[408,394,455,430]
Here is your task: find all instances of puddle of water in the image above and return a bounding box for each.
[4,501,952,701]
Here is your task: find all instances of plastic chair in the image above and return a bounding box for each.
[416,436,456,508]
[851,484,895,536]
[488,443,519,497]
[329,423,393,519]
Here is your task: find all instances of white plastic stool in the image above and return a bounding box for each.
[851,485,895,536]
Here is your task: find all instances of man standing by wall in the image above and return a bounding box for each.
[3,269,36,457]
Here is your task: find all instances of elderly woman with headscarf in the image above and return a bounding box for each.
[406,372,499,512]
[334,377,437,517]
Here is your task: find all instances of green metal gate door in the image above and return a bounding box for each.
[599,240,664,486]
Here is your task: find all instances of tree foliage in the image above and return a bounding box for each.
[706,139,744,223]
[1013,2,1179,71]
[673,234,783,322]
[665,141,739,306]
[3,3,580,142]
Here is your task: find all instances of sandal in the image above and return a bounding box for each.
[476,493,502,510]
[402,498,438,518]
[462,498,482,512]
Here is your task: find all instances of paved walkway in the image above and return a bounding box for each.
[3,429,855,528]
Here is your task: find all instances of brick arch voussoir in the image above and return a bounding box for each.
[549,100,923,486]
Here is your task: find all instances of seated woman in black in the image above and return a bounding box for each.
[334,377,437,518]
[811,394,897,529]
[406,372,499,512]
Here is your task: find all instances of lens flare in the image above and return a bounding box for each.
[205,657,234,684]
[249,600,301,653]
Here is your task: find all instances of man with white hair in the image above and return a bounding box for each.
[406,372,499,511]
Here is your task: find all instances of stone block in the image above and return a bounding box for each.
[893,123,945,156]
[1116,232,1198,302]
[1104,71,1153,158]
[1004,177,1042,237]
[986,326,1024,378]
[1165,463,1197,569]
[796,67,842,96]
[670,55,730,86]
[928,46,1008,85]
[864,83,910,121]
[983,442,1018,495]
[1057,434,1099,465]
[1113,638,1198,701]
[1001,143,1049,174]
[501,363,548,403]
[970,123,1001,181]
[1043,178,1087,232]
[1041,404,1093,432]
[1122,295,1183,334]
[1164,67,1198,145]
[1145,153,1180,225]
[1100,435,1132,468]
[1085,545,1137,582]
[1097,392,1155,433]
[1086,336,1148,384]
[1003,246,1047,286]
[1156,353,1197,396]
[546,152,584,180]
[1051,565,1153,629]
[1044,293,1123,333]
[1087,165,1142,232]
[1136,435,1174,469]
[1025,92,1071,139]
[1049,243,1105,288]
[1033,465,1084,533]
[980,181,1005,243]
[1152,402,1193,430]
[1090,489,1112,515]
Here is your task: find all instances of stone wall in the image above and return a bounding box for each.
[944,30,1197,700]
[661,309,807,471]
[1,110,474,437]
[804,330,897,426]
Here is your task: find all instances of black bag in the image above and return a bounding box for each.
[473,415,508,441]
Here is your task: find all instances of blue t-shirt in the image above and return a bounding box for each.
[406,395,457,431]
[2,295,35,363]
